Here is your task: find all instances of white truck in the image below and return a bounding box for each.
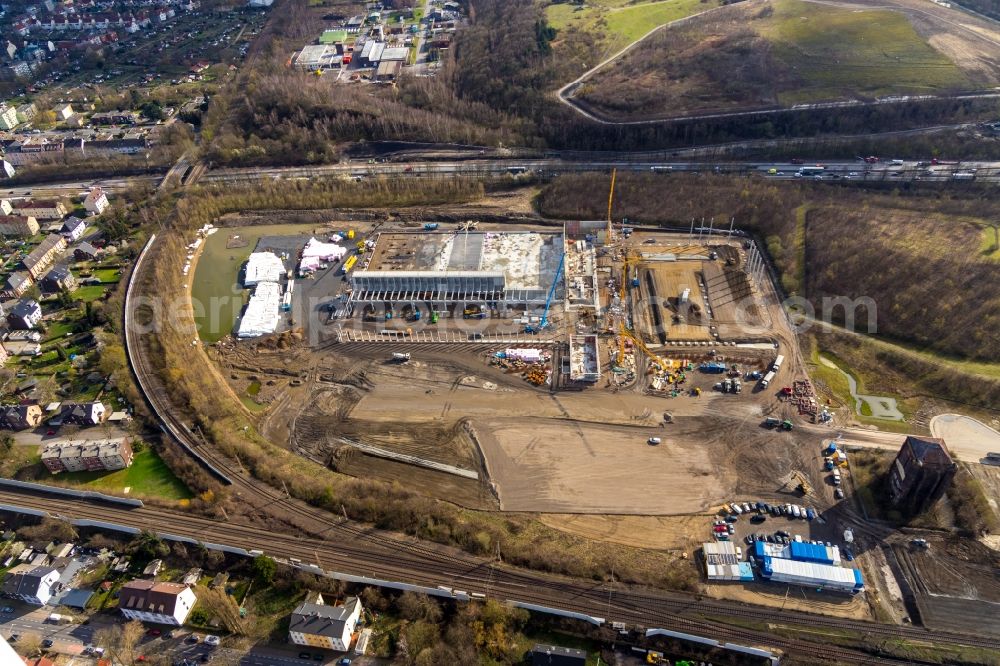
[772,354,784,372]
[391,352,411,362]
[760,370,776,388]
[48,613,72,624]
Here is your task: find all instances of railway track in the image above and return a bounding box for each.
[112,235,1000,663]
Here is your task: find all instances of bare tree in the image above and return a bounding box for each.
[95,619,145,666]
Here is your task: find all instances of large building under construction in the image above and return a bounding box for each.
[348,231,565,307]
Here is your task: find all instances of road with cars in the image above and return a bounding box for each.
[4,155,1000,200]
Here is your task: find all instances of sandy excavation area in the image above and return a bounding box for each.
[475,417,731,514]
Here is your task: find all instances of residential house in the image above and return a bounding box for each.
[15,102,37,124]
[60,216,85,241]
[73,241,99,262]
[118,580,196,625]
[40,264,76,293]
[52,103,73,121]
[40,437,133,473]
[0,345,9,366]
[288,594,362,652]
[530,645,587,666]
[0,201,12,216]
[22,234,67,278]
[15,200,68,221]
[89,111,137,125]
[0,161,14,179]
[1,566,59,604]
[6,298,42,330]
[4,272,34,298]
[54,401,106,427]
[0,106,18,130]
[82,187,108,215]
[0,215,39,237]
[1,404,43,430]
[888,436,958,516]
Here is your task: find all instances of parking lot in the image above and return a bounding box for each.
[711,499,855,563]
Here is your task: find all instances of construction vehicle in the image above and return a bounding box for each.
[423,223,439,230]
[341,255,358,274]
[763,417,781,428]
[646,650,667,664]
[356,240,367,254]
[347,229,355,239]
[430,311,439,324]
[463,305,486,320]
[525,252,565,333]
[793,470,813,495]
[782,419,794,431]
[411,309,421,321]
[392,352,411,362]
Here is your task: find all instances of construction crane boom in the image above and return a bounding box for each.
[607,168,617,242]
[526,253,565,333]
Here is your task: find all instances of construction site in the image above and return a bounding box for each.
[198,172,821,518]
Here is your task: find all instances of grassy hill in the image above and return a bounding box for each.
[572,0,989,120]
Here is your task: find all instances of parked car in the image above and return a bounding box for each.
[204,635,220,646]
[750,514,766,524]
[42,639,53,648]
[834,488,845,500]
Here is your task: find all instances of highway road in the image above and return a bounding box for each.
[5,156,1000,199]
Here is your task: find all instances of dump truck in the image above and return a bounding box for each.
[773,354,785,372]
[760,370,776,388]
[764,417,781,429]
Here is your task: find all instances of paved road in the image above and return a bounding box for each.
[6,156,1000,199]
[931,414,1000,461]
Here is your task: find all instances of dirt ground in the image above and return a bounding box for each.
[893,535,1000,635]
[701,580,873,619]
[539,514,709,553]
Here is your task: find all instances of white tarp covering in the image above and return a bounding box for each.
[237,281,282,338]
[244,252,285,286]
[299,237,347,274]
[505,348,545,363]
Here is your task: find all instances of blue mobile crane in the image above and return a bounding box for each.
[525,253,565,334]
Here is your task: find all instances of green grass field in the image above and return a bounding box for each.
[546,0,708,51]
[761,0,970,104]
[53,448,193,500]
[573,0,977,118]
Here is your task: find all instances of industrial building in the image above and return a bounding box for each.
[348,231,564,308]
[889,436,957,515]
[702,541,754,582]
[753,540,841,567]
[759,556,864,593]
[294,44,342,70]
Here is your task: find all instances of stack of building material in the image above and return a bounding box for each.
[245,252,285,286]
[237,281,283,338]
